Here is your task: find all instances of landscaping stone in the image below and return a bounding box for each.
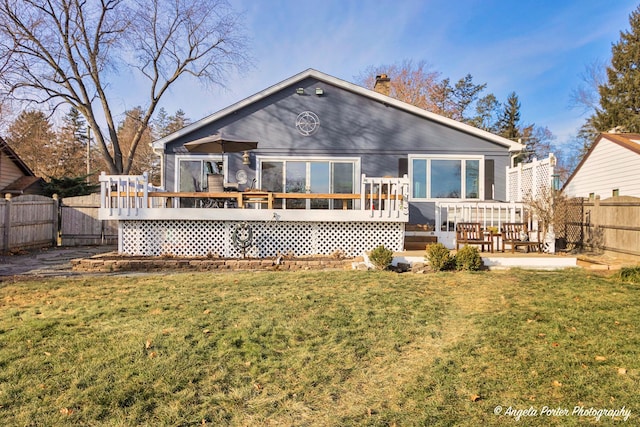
[71,253,355,273]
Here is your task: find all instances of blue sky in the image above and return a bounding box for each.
[146,0,638,148]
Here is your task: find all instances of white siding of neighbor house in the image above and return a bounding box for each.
[564,137,640,198]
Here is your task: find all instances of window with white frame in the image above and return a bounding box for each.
[176,156,223,206]
[409,155,483,200]
[258,157,360,209]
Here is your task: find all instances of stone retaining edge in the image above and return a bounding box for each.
[71,256,357,273]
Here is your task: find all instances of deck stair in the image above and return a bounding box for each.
[404,224,437,250]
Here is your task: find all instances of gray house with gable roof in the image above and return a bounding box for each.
[152,68,523,227]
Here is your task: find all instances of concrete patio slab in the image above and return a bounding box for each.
[392,250,579,270]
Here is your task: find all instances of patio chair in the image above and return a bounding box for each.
[200,174,227,208]
[500,223,542,253]
[207,174,224,192]
[455,222,493,252]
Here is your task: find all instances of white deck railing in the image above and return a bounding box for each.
[99,172,410,221]
[434,201,529,231]
[434,201,543,249]
[361,174,410,218]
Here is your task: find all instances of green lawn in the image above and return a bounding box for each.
[0,269,638,426]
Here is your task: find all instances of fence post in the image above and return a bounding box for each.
[52,194,59,246]
[508,166,513,202]
[2,194,10,252]
[517,163,523,201]
[360,174,366,213]
[532,159,538,200]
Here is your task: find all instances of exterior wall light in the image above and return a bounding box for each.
[315,88,324,95]
[296,88,305,95]
[242,150,251,165]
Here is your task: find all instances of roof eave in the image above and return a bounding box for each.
[562,132,640,191]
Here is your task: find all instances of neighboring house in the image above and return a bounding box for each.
[152,68,524,226]
[563,133,640,199]
[0,137,45,196]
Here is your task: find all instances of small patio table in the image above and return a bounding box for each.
[239,191,273,209]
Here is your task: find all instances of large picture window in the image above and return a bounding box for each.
[258,157,359,209]
[409,156,482,200]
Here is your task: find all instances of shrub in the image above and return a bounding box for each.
[425,243,454,271]
[617,266,640,284]
[369,245,394,270]
[43,175,99,198]
[455,245,484,271]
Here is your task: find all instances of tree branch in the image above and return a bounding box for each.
[0,0,250,174]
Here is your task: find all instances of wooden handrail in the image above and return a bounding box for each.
[111,191,404,211]
[143,192,403,200]
[140,191,404,200]
[148,191,240,198]
[274,193,403,200]
[273,193,357,199]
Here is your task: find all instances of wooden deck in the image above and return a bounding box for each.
[145,191,403,210]
[100,173,410,223]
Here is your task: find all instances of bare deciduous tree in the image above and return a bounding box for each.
[117,106,157,181]
[357,60,491,126]
[524,185,569,246]
[0,0,250,174]
[569,59,607,115]
[356,60,441,111]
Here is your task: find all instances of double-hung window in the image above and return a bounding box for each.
[409,155,483,200]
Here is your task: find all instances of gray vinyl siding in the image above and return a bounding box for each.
[162,77,512,224]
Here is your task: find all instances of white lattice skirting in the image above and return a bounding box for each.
[120,220,405,258]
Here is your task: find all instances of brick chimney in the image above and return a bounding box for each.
[374,74,391,96]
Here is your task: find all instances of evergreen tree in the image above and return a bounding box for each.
[43,175,99,198]
[152,107,171,139]
[57,107,90,177]
[66,107,88,145]
[497,92,522,140]
[429,74,488,122]
[495,92,554,165]
[152,108,191,139]
[6,110,57,177]
[591,5,640,132]
[166,109,191,135]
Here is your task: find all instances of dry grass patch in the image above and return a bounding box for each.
[0,269,638,426]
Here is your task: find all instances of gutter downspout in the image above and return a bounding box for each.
[151,144,165,190]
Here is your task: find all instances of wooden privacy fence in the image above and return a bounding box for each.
[60,193,117,246]
[1,194,58,252]
[1,193,117,252]
[558,196,640,258]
